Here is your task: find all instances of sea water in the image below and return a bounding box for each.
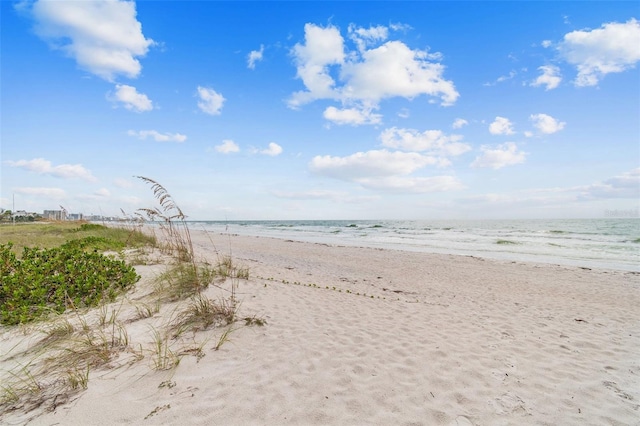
[194,219,639,272]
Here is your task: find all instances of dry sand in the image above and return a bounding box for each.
[1,230,639,425]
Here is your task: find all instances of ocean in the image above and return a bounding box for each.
[193,219,639,272]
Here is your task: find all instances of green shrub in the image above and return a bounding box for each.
[0,242,139,325]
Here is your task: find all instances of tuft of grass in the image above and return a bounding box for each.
[244,315,266,326]
[213,326,235,351]
[149,327,180,371]
[171,294,238,338]
[133,302,159,320]
[136,176,194,264]
[154,262,217,301]
[66,366,90,390]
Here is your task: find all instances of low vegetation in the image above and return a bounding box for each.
[0,242,139,325]
[0,178,260,421]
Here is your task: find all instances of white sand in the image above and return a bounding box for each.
[1,231,639,425]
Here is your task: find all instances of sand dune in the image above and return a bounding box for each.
[1,231,638,425]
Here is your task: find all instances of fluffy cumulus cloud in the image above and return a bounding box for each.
[323,106,382,126]
[289,24,345,107]
[7,158,97,181]
[529,113,566,134]
[127,129,187,143]
[197,86,225,115]
[260,142,283,156]
[25,0,154,81]
[215,140,240,154]
[348,24,389,52]
[558,18,640,87]
[247,44,264,69]
[531,65,562,90]
[489,116,515,135]
[379,127,471,157]
[309,149,463,193]
[471,142,527,169]
[111,84,153,112]
[289,23,458,125]
[452,118,468,129]
[310,149,440,180]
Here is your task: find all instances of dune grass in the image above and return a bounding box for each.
[0,178,259,421]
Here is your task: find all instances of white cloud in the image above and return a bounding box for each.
[94,188,111,197]
[323,106,382,126]
[215,140,240,154]
[558,18,640,86]
[452,118,468,129]
[341,40,458,106]
[541,40,553,48]
[531,65,562,90]
[578,168,640,199]
[389,22,413,32]
[530,113,566,134]
[489,116,515,135]
[15,187,66,198]
[348,24,389,52]
[25,0,153,81]
[471,142,527,169]
[260,142,283,156]
[289,23,458,118]
[7,158,97,181]
[197,86,225,115]
[289,24,345,108]
[309,149,463,193]
[484,70,517,86]
[127,129,187,142]
[111,84,153,112]
[247,44,264,69]
[379,127,471,157]
[309,149,440,180]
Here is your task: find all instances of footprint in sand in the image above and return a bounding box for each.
[449,415,474,426]
[491,392,531,416]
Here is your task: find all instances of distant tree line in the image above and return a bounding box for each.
[0,210,39,222]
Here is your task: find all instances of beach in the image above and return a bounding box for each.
[2,230,639,425]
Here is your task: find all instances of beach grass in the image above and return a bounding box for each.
[0,178,257,420]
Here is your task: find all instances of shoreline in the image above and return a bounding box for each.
[190,219,640,273]
[2,229,638,425]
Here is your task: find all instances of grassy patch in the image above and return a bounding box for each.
[0,222,156,258]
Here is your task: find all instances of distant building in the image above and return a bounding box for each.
[43,209,67,221]
[68,213,84,221]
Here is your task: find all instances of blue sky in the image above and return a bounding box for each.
[1,1,639,220]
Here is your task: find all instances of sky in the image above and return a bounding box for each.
[1,1,639,220]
